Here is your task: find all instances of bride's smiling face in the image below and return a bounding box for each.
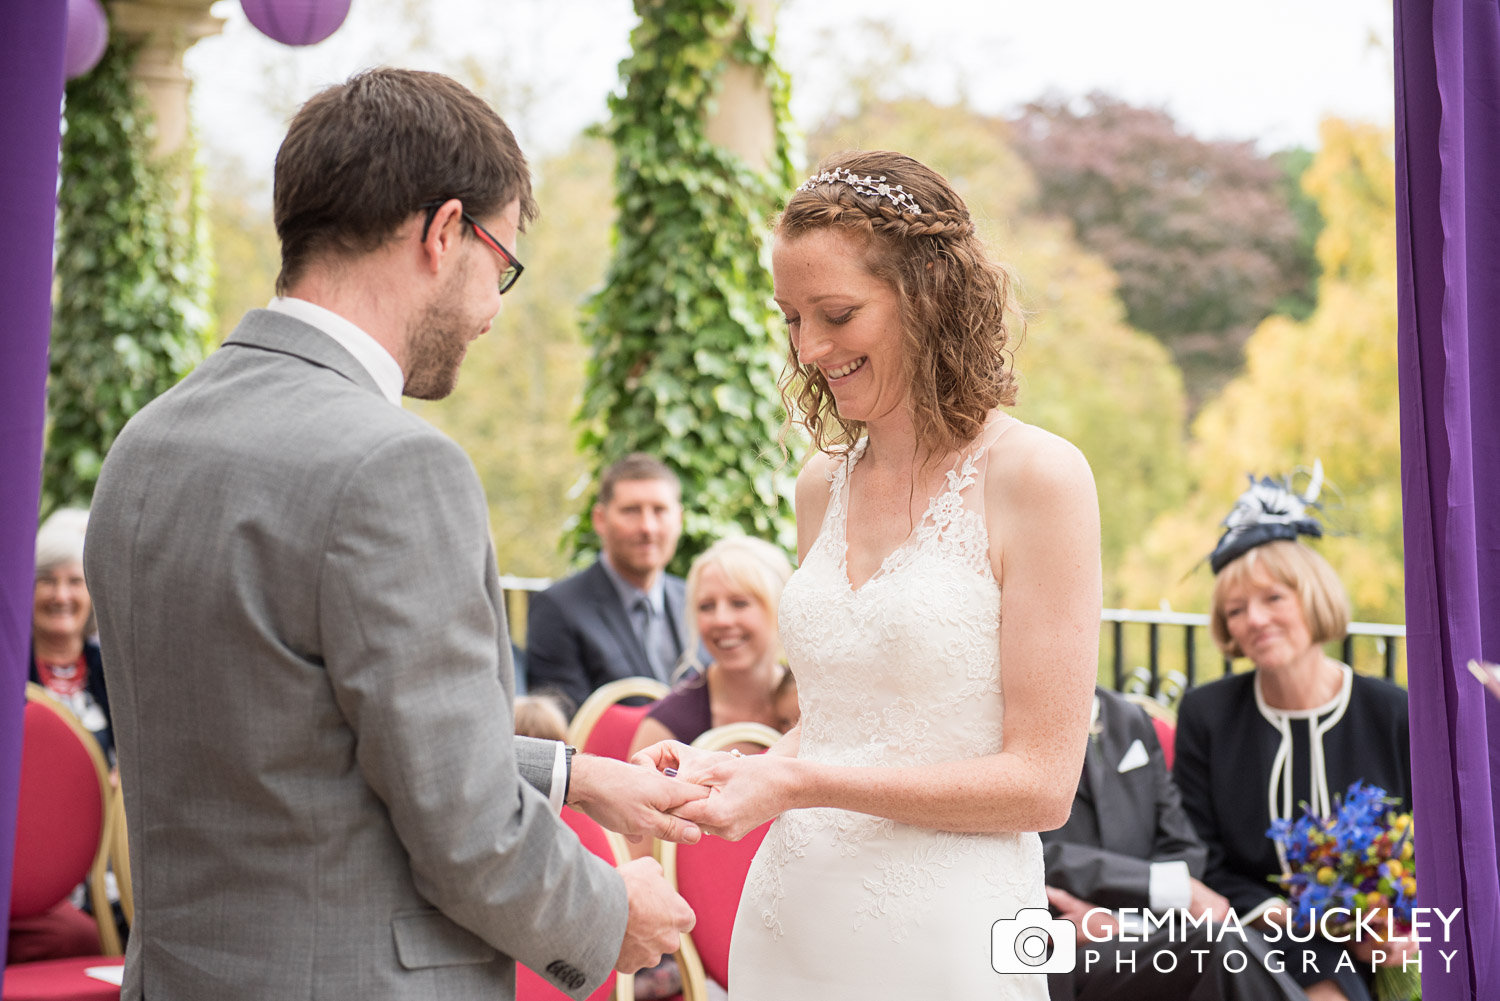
[773,228,907,424]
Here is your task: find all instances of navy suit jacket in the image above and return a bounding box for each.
[524,561,687,714]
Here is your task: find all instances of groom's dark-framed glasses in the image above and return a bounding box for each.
[419,200,524,295]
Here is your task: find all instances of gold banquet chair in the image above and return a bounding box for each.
[104,786,133,929]
[3,685,123,1001]
[566,677,671,761]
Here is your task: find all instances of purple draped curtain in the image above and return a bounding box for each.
[1395,0,1500,997]
[0,2,68,978]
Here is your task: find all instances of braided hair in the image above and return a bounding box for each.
[776,150,1020,458]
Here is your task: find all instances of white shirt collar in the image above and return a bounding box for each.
[266,297,405,406]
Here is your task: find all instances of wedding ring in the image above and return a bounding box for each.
[664,767,679,777]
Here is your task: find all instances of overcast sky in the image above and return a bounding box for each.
[187,0,1393,187]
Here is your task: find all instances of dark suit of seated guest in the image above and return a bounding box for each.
[1042,687,1304,1001]
[527,454,688,714]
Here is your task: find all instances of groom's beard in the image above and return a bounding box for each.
[404,264,477,401]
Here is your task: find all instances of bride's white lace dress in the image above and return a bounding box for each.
[728,424,1048,999]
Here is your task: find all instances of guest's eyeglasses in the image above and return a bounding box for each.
[419,200,524,295]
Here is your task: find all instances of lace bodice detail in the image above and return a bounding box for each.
[737,422,1043,952]
[779,431,1007,771]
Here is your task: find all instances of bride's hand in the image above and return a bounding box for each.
[668,751,795,842]
[631,740,798,839]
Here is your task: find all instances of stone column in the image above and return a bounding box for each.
[702,0,776,174]
[107,0,223,161]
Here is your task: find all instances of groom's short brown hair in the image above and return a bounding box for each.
[272,67,538,294]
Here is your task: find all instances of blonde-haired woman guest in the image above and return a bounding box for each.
[629,536,796,756]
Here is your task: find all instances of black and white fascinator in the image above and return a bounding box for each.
[1209,460,1326,575]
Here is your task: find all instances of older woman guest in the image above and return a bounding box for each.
[9,508,113,964]
[30,507,112,761]
[1173,471,1412,1001]
[629,536,796,757]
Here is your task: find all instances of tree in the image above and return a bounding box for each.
[1117,119,1402,674]
[412,136,615,578]
[206,157,280,339]
[1010,94,1319,408]
[44,37,215,516]
[810,99,1191,602]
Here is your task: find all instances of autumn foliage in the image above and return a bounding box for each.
[1011,94,1319,406]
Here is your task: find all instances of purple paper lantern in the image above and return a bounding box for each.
[242,0,352,47]
[63,0,108,80]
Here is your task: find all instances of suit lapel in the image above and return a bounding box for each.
[1092,697,1158,858]
[1080,732,1106,821]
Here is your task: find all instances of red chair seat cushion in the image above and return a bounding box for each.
[581,704,654,761]
[1152,717,1176,771]
[560,807,615,862]
[10,703,104,918]
[515,961,616,1001]
[5,901,103,964]
[674,823,771,988]
[2,957,123,1001]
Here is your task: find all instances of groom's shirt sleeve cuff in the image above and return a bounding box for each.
[548,742,568,814]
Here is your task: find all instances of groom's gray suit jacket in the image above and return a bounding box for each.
[85,310,627,1001]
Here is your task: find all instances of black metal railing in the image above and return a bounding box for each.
[499,575,551,650]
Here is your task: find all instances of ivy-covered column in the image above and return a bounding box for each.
[576,0,798,570]
[42,31,216,515]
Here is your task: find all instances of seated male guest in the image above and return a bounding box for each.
[527,454,688,712]
[1042,687,1302,1001]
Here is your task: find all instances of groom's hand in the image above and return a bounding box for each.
[615,857,695,974]
[566,753,709,844]
[635,742,795,842]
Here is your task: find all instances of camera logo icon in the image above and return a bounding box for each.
[992,907,1077,974]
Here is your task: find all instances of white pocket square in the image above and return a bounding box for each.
[1117,739,1150,773]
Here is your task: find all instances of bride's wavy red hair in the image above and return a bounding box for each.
[776,150,1022,460]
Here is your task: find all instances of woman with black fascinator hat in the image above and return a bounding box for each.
[1173,465,1413,1001]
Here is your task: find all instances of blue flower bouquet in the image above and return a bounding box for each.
[1268,780,1420,1001]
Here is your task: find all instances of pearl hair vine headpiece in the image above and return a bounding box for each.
[796,167,924,216]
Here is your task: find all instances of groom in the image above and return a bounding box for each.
[85,68,702,1001]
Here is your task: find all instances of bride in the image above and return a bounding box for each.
[637,150,1101,998]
